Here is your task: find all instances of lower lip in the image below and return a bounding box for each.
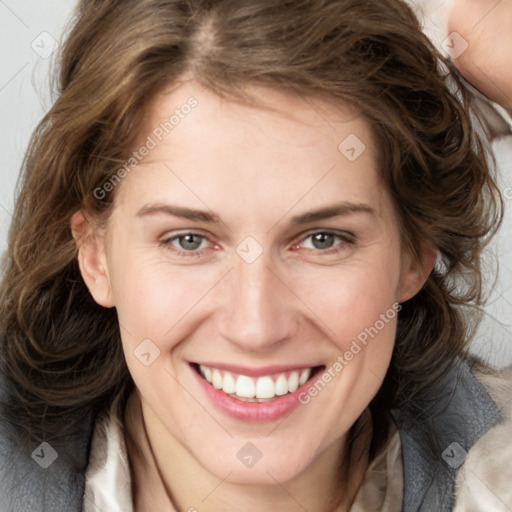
[192,366,317,422]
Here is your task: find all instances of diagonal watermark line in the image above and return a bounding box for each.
[0,0,29,28]
[266,164,336,234]
[119,322,133,338]
[82,489,108,512]
[0,62,29,92]
[472,0,503,29]
[296,93,337,132]
[0,202,13,218]
[488,285,512,314]
[265,265,336,337]
[424,11,440,31]
[495,393,512,424]
[164,163,233,233]
[163,267,233,337]
[266,471,310,512]
[366,367,384,382]
[468,469,512,511]
[201,470,233,502]
[263,411,293,438]
[484,309,512,340]
[472,60,512,108]
[164,368,234,438]
[423,0,452,32]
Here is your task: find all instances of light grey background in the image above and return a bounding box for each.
[1,1,511,367]
[0,0,77,257]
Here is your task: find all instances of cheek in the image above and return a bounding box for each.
[290,249,402,347]
[107,248,221,350]
[109,257,221,406]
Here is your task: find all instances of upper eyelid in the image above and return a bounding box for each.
[292,228,354,243]
[161,229,211,242]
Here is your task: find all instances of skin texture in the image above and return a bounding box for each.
[447,0,512,109]
[72,80,434,511]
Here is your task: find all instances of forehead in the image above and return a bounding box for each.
[140,80,375,159]
[113,80,390,226]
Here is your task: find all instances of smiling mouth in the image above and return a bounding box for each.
[193,363,323,402]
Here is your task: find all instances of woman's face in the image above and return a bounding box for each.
[79,80,429,485]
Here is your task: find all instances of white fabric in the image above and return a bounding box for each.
[83,409,134,512]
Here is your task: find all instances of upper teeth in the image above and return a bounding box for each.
[199,365,312,400]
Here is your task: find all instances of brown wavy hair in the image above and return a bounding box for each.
[0,0,502,445]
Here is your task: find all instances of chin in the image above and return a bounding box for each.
[192,435,324,486]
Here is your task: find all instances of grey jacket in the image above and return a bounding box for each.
[0,359,502,512]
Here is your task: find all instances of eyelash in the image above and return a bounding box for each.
[159,230,355,258]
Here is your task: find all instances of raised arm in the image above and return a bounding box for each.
[447,0,512,110]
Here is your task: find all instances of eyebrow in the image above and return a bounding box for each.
[137,203,222,223]
[136,202,375,225]
[288,203,375,225]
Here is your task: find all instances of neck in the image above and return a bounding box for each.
[124,390,371,512]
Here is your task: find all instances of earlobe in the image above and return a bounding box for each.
[71,210,115,308]
[399,244,438,303]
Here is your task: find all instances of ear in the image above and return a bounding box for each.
[71,210,115,308]
[398,243,437,303]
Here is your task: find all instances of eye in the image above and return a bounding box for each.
[160,232,212,256]
[294,230,354,254]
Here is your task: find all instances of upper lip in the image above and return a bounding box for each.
[192,362,321,377]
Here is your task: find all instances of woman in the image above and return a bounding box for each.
[0,0,510,511]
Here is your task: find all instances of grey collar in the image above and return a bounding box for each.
[392,358,501,512]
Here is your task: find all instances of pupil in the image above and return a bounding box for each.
[180,234,201,250]
[312,233,334,249]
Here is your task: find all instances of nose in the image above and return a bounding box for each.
[215,253,298,353]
